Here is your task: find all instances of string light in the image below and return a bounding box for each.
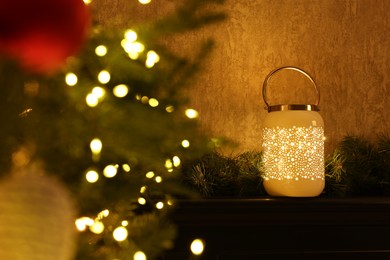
[138,0,151,4]
[83,0,93,5]
[124,29,137,42]
[172,156,181,167]
[165,105,174,113]
[141,96,149,104]
[121,220,129,226]
[98,70,111,84]
[75,219,86,231]
[134,251,147,260]
[148,98,159,107]
[90,138,103,154]
[65,73,78,86]
[92,86,106,99]
[165,159,173,169]
[155,176,162,183]
[98,209,110,219]
[113,226,128,242]
[145,50,160,68]
[113,84,129,98]
[138,197,146,205]
[75,217,94,231]
[95,45,108,56]
[86,170,99,183]
[156,202,164,209]
[89,221,104,234]
[122,41,145,60]
[86,88,105,108]
[140,186,147,193]
[190,239,205,255]
[145,171,155,179]
[103,165,118,178]
[86,94,99,107]
[122,164,131,172]
[181,140,190,148]
[185,108,199,119]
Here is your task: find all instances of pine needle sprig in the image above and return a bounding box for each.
[181,152,266,197]
[325,135,390,196]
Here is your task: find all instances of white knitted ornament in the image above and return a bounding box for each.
[0,169,76,260]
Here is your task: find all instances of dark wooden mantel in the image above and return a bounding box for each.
[163,197,390,259]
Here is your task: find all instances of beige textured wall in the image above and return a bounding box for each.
[97,0,390,155]
[188,0,390,155]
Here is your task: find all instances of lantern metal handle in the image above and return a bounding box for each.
[262,66,320,110]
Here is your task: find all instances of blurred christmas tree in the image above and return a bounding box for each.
[0,0,225,259]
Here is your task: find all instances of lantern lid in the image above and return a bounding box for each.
[268,104,319,112]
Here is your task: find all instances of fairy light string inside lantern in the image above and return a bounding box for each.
[261,66,325,197]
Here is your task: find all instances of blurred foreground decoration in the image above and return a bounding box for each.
[0,0,90,74]
[0,0,226,258]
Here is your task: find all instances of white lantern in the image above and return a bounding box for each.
[261,66,325,197]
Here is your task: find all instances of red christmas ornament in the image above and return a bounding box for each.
[0,0,90,74]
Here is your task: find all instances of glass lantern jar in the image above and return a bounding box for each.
[261,66,325,197]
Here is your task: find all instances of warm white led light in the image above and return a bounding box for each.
[86,170,99,183]
[98,70,111,84]
[165,105,174,113]
[90,138,103,154]
[138,197,146,205]
[156,202,164,209]
[86,94,99,107]
[122,164,131,172]
[181,140,190,148]
[103,165,118,178]
[75,219,87,231]
[95,45,107,56]
[124,29,137,42]
[89,221,104,234]
[148,98,159,107]
[65,73,78,86]
[145,50,160,68]
[172,156,181,167]
[165,159,173,169]
[98,209,109,218]
[141,96,149,104]
[113,84,129,98]
[113,226,128,241]
[185,109,199,119]
[92,87,106,99]
[122,41,145,58]
[145,171,155,179]
[139,0,151,4]
[191,239,205,255]
[133,251,147,260]
[75,217,94,231]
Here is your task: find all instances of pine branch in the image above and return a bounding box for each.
[181,151,266,197]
